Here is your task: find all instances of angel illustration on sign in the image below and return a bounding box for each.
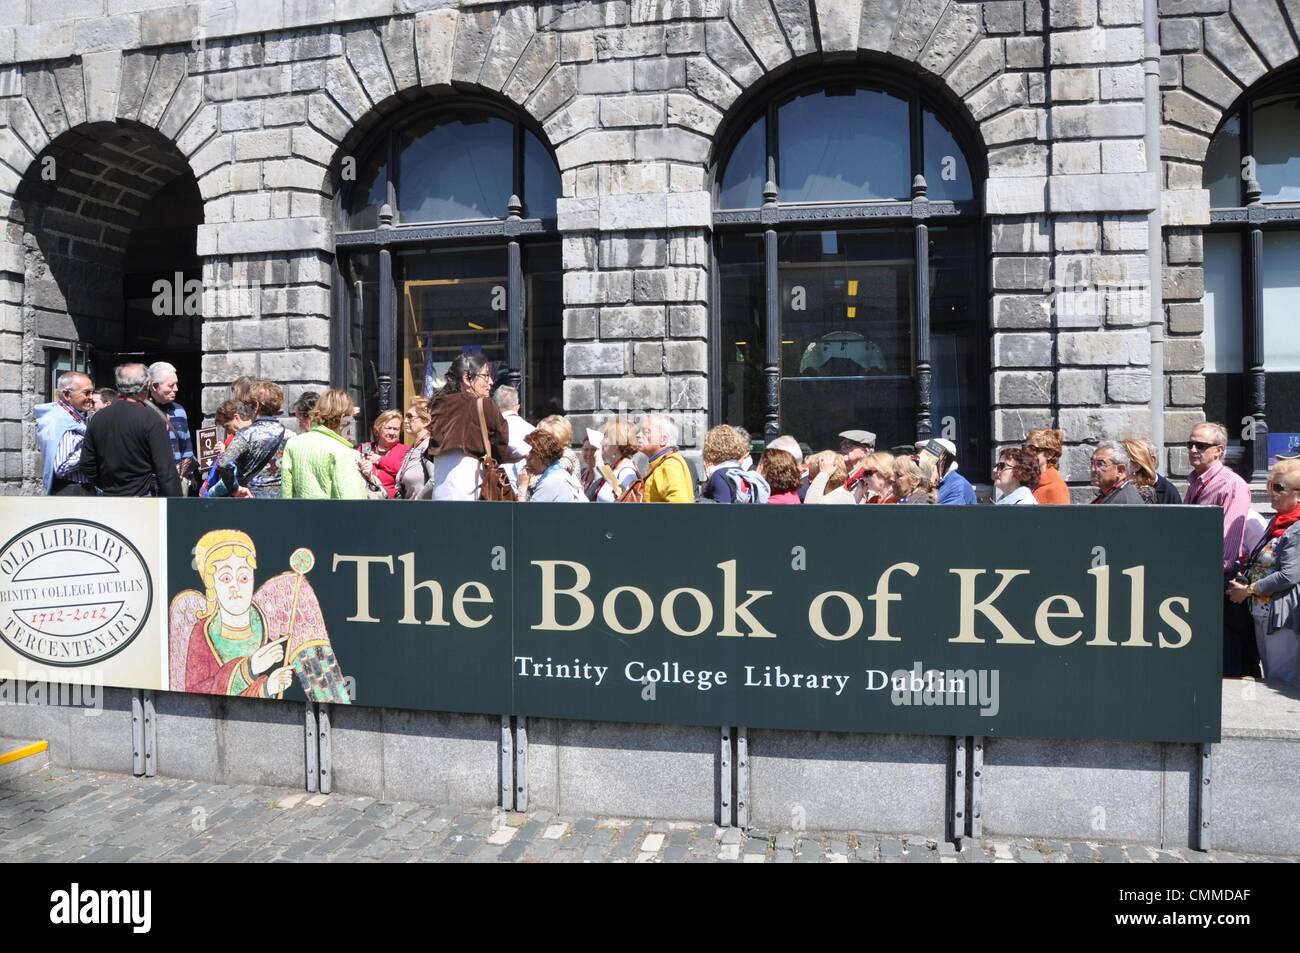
[168,530,351,703]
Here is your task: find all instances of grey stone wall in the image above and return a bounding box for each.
[0,0,1295,493]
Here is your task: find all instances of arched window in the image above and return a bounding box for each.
[711,76,983,468]
[1203,81,1300,479]
[334,101,563,434]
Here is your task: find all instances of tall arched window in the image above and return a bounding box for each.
[333,100,563,434]
[711,75,985,467]
[1203,78,1300,480]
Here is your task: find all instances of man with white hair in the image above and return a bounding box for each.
[493,385,534,493]
[1089,441,1143,505]
[80,363,182,496]
[636,413,694,502]
[35,369,96,495]
[147,360,195,491]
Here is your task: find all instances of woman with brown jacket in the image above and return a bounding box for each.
[423,354,514,501]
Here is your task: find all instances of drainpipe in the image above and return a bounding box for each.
[1144,0,1166,465]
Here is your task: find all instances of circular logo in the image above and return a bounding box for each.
[0,519,153,667]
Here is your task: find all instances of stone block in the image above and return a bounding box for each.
[983,738,1166,844]
[564,378,599,411]
[990,218,1051,254]
[1180,53,1241,110]
[993,370,1054,404]
[598,376,670,411]
[992,332,1052,367]
[562,307,598,339]
[746,729,947,832]
[1101,139,1146,174]
[569,263,638,304]
[599,234,667,269]
[1163,409,1206,442]
[669,304,708,337]
[1107,368,1151,402]
[1060,405,1152,440]
[1059,368,1106,404]
[1213,737,1300,856]
[993,294,1051,328]
[1163,337,1204,372]
[993,408,1055,441]
[1053,140,1103,176]
[992,257,1051,292]
[1166,301,1203,334]
[527,719,718,821]
[986,177,1048,214]
[578,60,634,94]
[989,144,1049,178]
[1051,67,1099,102]
[664,340,707,373]
[601,305,665,338]
[1099,64,1144,100]
[633,341,664,374]
[1049,26,1143,64]
[1058,329,1150,366]
[155,692,303,788]
[1050,173,1152,213]
[684,56,741,111]
[565,342,626,376]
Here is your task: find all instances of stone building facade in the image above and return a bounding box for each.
[1,0,1294,497]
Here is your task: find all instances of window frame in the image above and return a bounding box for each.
[1204,73,1300,480]
[330,96,562,417]
[707,68,987,469]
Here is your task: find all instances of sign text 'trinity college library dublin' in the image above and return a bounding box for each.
[0,499,1222,744]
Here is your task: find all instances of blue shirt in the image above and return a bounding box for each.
[937,469,976,505]
[154,400,194,465]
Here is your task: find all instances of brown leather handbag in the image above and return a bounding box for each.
[476,398,517,502]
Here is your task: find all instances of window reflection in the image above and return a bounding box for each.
[778,229,914,449]
[718,116,766,209]
[924,109,973,202]
[777,88,909,203]
[718,233,765,436]
[524,130,561,220]
[397,246,508,413]
[397,116,513,222]
[525,243,564,418]
[1204,112,1240,209]
[1254,97,1300,203]
[930,226,984,471]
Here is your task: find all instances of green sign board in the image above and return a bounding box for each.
[157,500,1222,743]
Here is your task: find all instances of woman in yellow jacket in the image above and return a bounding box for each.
[638,414,695,502]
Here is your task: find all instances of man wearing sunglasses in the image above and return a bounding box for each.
[1184,421,1256,677]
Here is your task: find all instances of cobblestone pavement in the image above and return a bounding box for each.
[0,766,1293,863]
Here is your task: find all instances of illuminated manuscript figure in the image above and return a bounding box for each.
[168,530,351,703]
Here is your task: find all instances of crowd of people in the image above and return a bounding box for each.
[32,355,1300,686]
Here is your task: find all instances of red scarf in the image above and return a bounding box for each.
[1271,509,1300,538]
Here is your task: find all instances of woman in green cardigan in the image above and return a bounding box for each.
[280,388,369,500]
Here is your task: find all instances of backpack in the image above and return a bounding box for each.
[724,468,770,504]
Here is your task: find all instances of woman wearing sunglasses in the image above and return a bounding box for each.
[1226,459,1300,686]
[1024,428,1069,504]
[993,447,1040,505]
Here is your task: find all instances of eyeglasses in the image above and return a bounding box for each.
[1090,458,1116,470]
[1186,440,1220,451]
[1024,444,1044,454]
[1273,482,1298,494]
[474,371,492,381]
[993,462,1010,472]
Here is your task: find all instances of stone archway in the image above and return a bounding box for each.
[14,120,205,493]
